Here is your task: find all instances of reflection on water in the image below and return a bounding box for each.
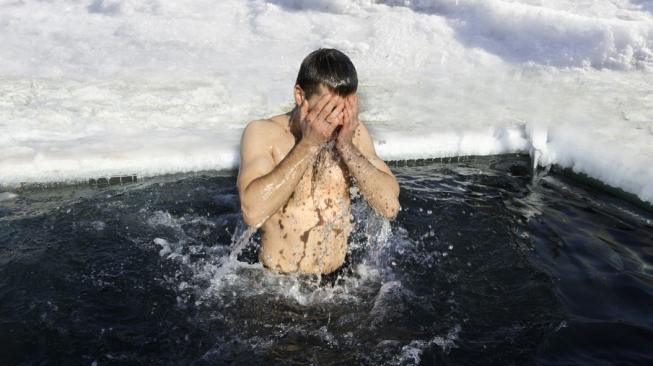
[1,155,652,365]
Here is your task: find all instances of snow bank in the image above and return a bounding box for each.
[0,0,651,203]
[380,0,653,69]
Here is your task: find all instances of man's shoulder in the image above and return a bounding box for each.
[243,118,278,132]
[243,116,287,137]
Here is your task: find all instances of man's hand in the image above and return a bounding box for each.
[336,94,359,148]
[333,94,400,218]
[299,93,344,147]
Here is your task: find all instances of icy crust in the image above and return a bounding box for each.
[0,0,652,203]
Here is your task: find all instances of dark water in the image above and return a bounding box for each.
[1,154,652,365]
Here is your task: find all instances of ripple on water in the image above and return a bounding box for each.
[2,155,651,365]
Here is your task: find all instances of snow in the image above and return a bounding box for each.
[0,0,651,203]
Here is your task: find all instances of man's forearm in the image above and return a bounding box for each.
[242,140,319,227]
[336,142,400,218]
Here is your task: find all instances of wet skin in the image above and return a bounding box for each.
[237,84,400,274]
[259,129,351,274]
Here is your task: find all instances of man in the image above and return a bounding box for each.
[237,48,400,275]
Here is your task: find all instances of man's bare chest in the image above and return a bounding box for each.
[293,147,349,203]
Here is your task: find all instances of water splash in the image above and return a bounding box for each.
[527,124,551,183]
[147,197,402,307]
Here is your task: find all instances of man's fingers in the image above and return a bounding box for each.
[346,97,354,112]
[328,102,345,124]
[324,118,340,135]
[306,93,333,122]
[316,95,340,122]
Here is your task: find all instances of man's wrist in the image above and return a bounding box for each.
[298,137,322,155]
[335,139,354,154]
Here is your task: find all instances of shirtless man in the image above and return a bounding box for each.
[237,49,400,275]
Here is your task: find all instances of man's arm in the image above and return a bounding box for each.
[237,94,344,228]
[237,121,319,228]
[336,96,400,219]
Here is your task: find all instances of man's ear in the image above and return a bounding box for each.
[293,85,304,107]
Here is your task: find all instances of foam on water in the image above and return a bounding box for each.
[393,324,461,365]
[142,193,465,363]
[147,198,383,305]
[1,0,652,203]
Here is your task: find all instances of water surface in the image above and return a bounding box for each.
[1,155,652,365]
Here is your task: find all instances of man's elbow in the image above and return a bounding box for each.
[386,198,401,219]
[241,203,266,229]
[385,181,401,219]
[378,197,400,220]
[239,187,265,228]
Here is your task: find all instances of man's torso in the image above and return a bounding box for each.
[258,114,352,274]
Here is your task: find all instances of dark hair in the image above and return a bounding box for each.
[295,48,358,98]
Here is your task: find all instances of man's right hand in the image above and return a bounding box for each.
[298,94,344,147]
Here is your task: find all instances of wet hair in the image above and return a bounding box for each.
[295,48,358,98]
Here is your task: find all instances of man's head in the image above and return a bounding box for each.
[294,48,358,108]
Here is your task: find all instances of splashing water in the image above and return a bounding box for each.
[137,174,468,365]
[151,191,410,308]
[7,155,650,364]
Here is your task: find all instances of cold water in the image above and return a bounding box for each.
[1,154,652,365]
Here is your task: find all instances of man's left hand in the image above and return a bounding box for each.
[336,94,359,148]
